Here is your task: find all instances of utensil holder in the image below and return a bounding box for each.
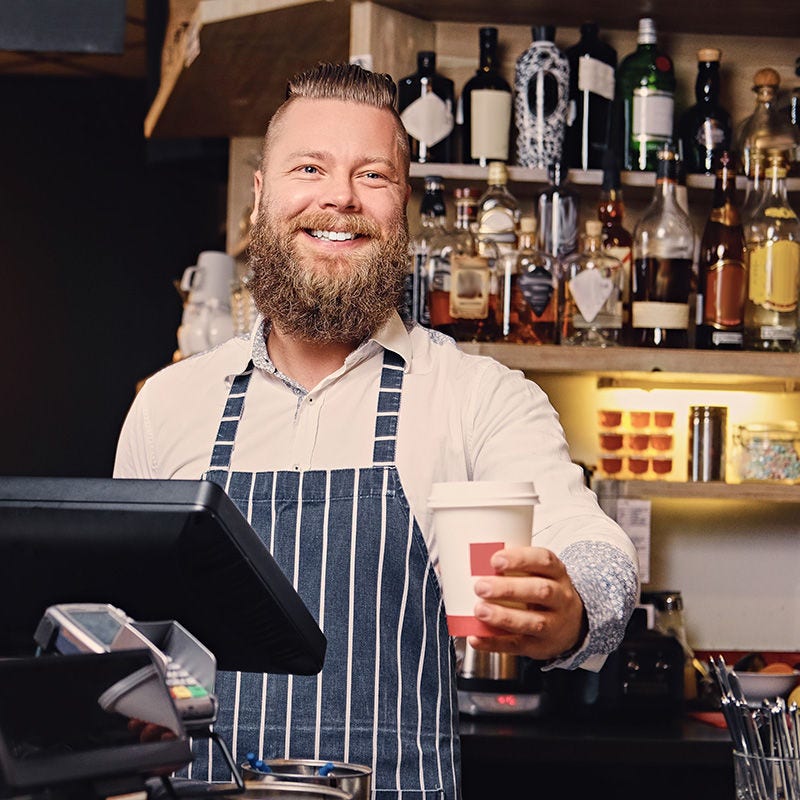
[733,751,800,800]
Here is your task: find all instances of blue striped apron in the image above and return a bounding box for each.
[192,349,461,800]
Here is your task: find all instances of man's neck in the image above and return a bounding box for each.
[266,324,361,391]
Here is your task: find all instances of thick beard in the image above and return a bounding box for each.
[248,203,409,344]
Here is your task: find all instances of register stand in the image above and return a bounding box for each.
[0,477,327,800]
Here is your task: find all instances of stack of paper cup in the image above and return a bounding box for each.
[428,480,538,637]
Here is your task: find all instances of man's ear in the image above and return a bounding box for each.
[250,170,263,225]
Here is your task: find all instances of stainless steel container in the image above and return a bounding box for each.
[688,405,727,481]
[241,781,353,800]
[242,759,371,800]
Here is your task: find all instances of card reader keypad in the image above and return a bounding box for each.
[165,661,215,720]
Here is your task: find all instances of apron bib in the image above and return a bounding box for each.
[191,350,460,800]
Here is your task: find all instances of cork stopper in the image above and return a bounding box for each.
[487,161,509,186]
[697,48,721,62]
[585,220,603,237]
[519,216,537,234]
[455,186,481,200]
[753,67,781,88]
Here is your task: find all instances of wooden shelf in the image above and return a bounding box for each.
[409,163,800,193]
[594,478,800,502]
[457,343,800,389]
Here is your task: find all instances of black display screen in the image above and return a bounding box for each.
[67,610,124,647]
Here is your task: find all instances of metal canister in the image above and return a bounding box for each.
[242,760,371,800]
[688,406,727,481]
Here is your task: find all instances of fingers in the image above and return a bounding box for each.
[490,545,566,578]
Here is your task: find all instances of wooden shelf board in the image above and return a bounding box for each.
[594,478,800,502]
[457,343,800,384]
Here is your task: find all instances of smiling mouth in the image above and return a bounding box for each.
[306,229,364,242]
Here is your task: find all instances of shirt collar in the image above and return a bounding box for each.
[245,311,413,377]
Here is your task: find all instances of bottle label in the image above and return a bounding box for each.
[748,240,800,312]
[569,268,615,323]
[470,89,512,161]
[578,56,615,101]
[400,90,454,148]
[693,118,726,149]
[711,331,743,346]
[518,267,555,317]
[632,88,674,139]
[450,255,491,319]
[759,325,796,341]
[705,258,746,327]
[631,301,689,329]
[764,206,798,221]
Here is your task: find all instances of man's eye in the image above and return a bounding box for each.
[301,165,319,174]
[364,172,386,180]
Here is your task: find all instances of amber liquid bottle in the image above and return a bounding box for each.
[597,148,633,342]
[695,152,746,349]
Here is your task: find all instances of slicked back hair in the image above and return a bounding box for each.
[260,61,410,176]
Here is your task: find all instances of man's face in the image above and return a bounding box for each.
[248,97,411,344]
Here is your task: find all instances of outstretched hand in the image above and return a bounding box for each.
[467,545,587,662]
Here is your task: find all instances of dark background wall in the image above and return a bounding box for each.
[0,75,228,477]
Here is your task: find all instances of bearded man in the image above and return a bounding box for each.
[114,62,639,800]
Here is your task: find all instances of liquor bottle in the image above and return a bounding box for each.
[695,151,747,350]
[428,187,479,335]
[676,49,732,175]
[476,161,520,256]
[397,51,456,164]
[597,148,633,341]
[616,18,676,172]
[631,146,696,348]
[497,215,558,343]
[459,27,513,166]
[564,22,617,171]
[513,25,570,170]
[743,151,800,352]
[740,149,767,223]
[560,219,624,346]
[404,175,447,326]
[735,68,799,180]
[536,159,579,260]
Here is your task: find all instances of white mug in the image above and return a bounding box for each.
[180,251,235,308]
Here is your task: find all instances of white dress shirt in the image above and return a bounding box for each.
[114,312,639,669]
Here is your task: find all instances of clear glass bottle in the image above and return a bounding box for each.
[397,50,456,164]
[513,24,570,170]
[560,219,624,346]
[597,148,633,342]
[428,186,479,336]
[476,161,520,256]
[631,146,696,348]
[740,149,767,223]
[676,48,732,175]
[497,215,558,344]
[564,22,617,171]
[404,175,447,326]
[459,27,513,166]
[735,68,799,180]
[536,159,579,260]
[743,151,800,351]
[616,17,676,172]
[695,151,747,350]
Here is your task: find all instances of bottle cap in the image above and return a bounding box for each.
[417,51,436,70]
[585,220,602,237]
[424,175,444,188]
[637,17,656,45]
[487,161,508,186]
[697,48,721,63]
[752,67,780,88]
[531,25,555,42]
[519,216,537,234]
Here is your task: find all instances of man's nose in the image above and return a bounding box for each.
[318,173,361,212]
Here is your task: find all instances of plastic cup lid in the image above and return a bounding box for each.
[427,480,538,509]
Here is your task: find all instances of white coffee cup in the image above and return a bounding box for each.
[180,251,235,308]
[428,480,538,637]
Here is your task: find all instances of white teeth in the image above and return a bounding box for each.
[310,229,357,241]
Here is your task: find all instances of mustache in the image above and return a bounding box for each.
[288,211,383,239]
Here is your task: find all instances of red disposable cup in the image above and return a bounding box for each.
[598,409,623,428]
[627,433,650,451]
[650,433,673,451]
[652,457,673,475]
[600,455,624,475]
[599,432,624,451]
[654,411,674,428]
[630,411,651,428]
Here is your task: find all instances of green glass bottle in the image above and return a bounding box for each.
[616,18,676,172]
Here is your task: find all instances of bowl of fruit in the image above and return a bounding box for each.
[729,655,800,705]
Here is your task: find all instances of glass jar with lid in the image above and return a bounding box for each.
[733,421,800,483]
